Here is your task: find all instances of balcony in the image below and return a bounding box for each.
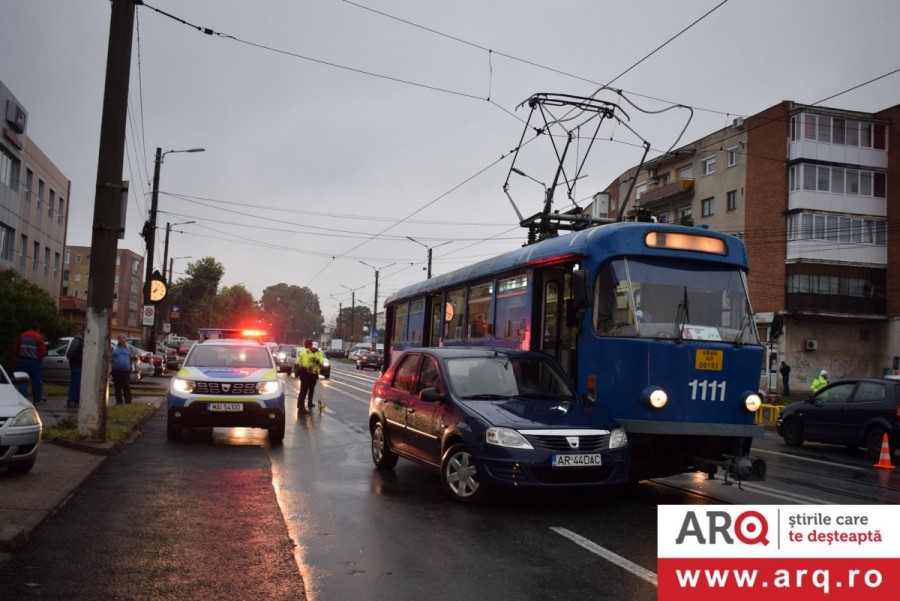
[639,178,694,205]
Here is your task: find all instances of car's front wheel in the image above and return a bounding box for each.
[269,415,286,445]
[780,417,803,446]
[441,443,484,503]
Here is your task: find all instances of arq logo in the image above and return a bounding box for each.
[675,510,769,546]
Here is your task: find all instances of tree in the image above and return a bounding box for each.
[217,285,258,327]
[0,270,77,371]
[259,283,324,344]
[167,257,224,337]
[338,305,372,343]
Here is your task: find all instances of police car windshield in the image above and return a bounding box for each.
[186,344,272,368]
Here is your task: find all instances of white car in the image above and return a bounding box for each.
[43,337,150,382]
[166,338,286,443]
[0,365,42,473]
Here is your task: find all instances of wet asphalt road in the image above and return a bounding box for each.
[2,362,897,601]
[0,413,301,600]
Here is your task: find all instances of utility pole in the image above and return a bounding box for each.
[407,237,450,279]
[142,147,163,353]
[80,0,137,441]
[341,284,364,344]
[360,261,394,344]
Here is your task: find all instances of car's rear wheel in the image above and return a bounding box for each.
[866,427,892,460]
[166,420,182,441]
[371,421,398,469]
[441,443,484,503]
[780,417,803,446]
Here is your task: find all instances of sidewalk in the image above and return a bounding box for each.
[0,383,166,555]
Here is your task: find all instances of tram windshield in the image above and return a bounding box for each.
[594,257,760,344]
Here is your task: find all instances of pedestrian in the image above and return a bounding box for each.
[66,333,85,409]
[779,361,791,397]
[12,323,47,403]
[810,369,828,393]
[111,335,136,405]
[296,339,323,412]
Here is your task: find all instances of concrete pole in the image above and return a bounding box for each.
[79,0,137,441]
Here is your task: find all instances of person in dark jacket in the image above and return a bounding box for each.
[66,334,85,409]
[779,361,791,397]
[12,324,47,403]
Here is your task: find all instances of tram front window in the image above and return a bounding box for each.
[594,258,759,344]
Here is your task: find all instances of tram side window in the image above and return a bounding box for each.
[444,288,466,340]
[408,299,425,345]
[496,275,528,341]
[467,282,493,339]
[393,303,409,343]
[594,261,632,336]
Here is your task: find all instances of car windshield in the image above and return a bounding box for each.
[594,257,760,344]
[444,356,574,400]
[185,344,273,368]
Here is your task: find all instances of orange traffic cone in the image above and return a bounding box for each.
[873,434,895,470]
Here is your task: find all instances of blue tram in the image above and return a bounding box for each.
[382,221,766,481]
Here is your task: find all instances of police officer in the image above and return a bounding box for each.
[297,339,324,412]
[810,369,828,393]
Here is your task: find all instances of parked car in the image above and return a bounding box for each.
[0,365,42,473]
[324,347,346,359]
[42,338,149,382]
[166,337,286,443]
[776,377,899,459]
[368,347,630,503]
[166,339,196,371]
[356,350,384,371]
[42,336,75,382]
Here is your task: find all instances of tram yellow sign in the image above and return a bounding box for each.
[695,349,723,371]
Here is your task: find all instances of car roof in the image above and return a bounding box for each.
[399,347,545,360]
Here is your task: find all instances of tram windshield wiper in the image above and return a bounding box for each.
[734,312,752,347]
[460,394,511,400]
[674,286,689,343]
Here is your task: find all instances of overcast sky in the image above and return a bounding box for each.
[2,0,898,323]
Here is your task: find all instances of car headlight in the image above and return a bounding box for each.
[485,427,533,449]
[609,427,628,449]
[258,380,280,394]
[11,406,41,427]
[322,359,330,367]
[172,378,195,393]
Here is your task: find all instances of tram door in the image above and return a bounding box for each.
[428,293,442,347]
[540,268,578,380]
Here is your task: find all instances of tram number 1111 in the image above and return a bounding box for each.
[688,379,727,402]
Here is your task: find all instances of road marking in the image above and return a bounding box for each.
[550,527,657,587]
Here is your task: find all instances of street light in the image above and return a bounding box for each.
[406,237,451,279]
[341,284,366,344]
[143,146,204,352]
[162,220,195,280]
[360,261,395,345]
[168,255,191,280]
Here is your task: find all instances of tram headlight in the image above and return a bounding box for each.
[742,391,763,413]
[640,386,668,409]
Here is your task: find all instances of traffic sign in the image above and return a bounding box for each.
[142,305,155,326]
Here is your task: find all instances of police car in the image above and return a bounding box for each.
[166,337,286,443]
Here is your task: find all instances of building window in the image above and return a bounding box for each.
[726,146,738,167]
[677,206,693,225]
[74,272,81,282]
[38,179,45,202]
[65,250,70,264]
[32,241,39,272]
[24,169,33,200]
[0,147,18,189]
[727,190,737,211]
[20,234,27,267]
[701,155,716,176]
[0,223,13,261]
[58,197,65,224]
[75,254,82,263]
[655,212,669,223]
[49,190,55,218]
[701,197,714,217]
[678,165,693,179]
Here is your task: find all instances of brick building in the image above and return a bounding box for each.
[604,100,898,393]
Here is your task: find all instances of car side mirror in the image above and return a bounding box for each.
[419,387,444,403]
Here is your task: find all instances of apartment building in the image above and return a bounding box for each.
[0,80,70,302]
[604,100,899,392]
[64,245,144,339]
